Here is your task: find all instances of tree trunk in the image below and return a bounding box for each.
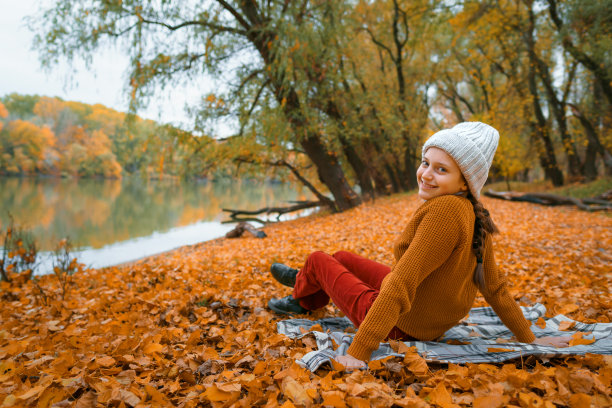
[241,4,361,211]
[299,133,361,211]
[569,103,612,175]
[361,137,395,195]
[402,143,418,190]
[533,54,581,178]
[547,0,612,105]
[338,134,375,200]
[583,139,598,181]
[524,4,564,186]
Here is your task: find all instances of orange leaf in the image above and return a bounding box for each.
[330,358,346,372]
[322,391,347,408]
[217,383,241,393]
[143,343,164,355]
[518,392,544,408]
[535,317,546,329]
[426,383,454,407]
[568,393,591,408]
[346,396,370,408]
[309,323,323,332]
[474,395,507,408]
[569,332,595,346]
[17,385,47,400]
[281,377,313,407]
[367,359,384,371]
[96,355,116,368]
[558,321,575,331]
[203,384,240,403]
[487,347,514,352]
[558,303,579,315]
[404,352,429,378]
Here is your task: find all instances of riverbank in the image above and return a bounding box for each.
[1,191,610,406]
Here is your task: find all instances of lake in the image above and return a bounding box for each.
[0,177,313,273]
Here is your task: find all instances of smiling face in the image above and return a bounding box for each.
[416,147,468,200]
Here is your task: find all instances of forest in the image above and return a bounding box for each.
[22,0,611,212]
[0,94,223,179]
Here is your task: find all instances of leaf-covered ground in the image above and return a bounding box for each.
[1,194,611,407]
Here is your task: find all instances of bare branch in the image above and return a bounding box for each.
[363,28,395,62]
[215,0,252,31]
[139,16,246,35]
[239,78,271,136]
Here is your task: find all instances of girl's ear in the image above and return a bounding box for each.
[461,179,468,192]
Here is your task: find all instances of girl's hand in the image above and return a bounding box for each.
[334,354,366,370]
[532,336,572,348]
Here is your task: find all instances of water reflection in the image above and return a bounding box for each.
[0,177,311,252]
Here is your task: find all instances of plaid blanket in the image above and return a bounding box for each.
[276,304,612,372]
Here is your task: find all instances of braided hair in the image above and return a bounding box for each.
[466,193,499,289]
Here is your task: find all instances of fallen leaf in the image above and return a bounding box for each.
[143,343,164,355]
[569,332,596,346]
[487,347,515,353]
[96,355,116,368]
[568,393,591,408]
[322,391,347,408]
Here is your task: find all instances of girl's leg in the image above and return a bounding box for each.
[292,251,385,326]
[291,251,415,341]
[332,250,391,289]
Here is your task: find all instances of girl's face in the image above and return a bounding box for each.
[416,147,468,200]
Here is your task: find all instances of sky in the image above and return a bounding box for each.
[0,0,232,135]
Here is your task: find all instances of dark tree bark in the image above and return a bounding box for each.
[402,144,418,190]
[533,55,581,178]
[524,2,564,186]
[583,140,599,181]
[569,103,612,175]
[323,95,375,201]
[229,0,361,211]
[546,0,612,105]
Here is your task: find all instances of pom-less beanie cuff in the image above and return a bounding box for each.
[422,122,500,199]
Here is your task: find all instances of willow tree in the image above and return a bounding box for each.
[30,0,362,211]
[348,0,445,192]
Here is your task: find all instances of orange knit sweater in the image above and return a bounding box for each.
[346,195,536,361]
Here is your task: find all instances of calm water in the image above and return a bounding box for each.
[0,177,312,272]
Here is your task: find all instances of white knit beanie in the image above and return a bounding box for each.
[422,122,499,199]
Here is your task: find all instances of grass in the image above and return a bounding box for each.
[485,176,612,199]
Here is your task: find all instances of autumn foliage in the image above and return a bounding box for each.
[26,0,612,211]
[0,95,222,180]
[1,194,610,407]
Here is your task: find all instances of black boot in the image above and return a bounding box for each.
[270,263,298,288]
[268,295,307,315]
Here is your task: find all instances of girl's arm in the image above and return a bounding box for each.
[480,234,536,343]
[346,197,465,361]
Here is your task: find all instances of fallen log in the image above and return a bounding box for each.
[225,222,267,239]
[483,190,612,212]
[222,200,323,223]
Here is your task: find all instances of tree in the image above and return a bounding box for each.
[0,102,7,132]
[30,0,364,211]
[0,120,56,175]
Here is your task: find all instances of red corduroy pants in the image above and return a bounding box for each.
[292,250,413,340]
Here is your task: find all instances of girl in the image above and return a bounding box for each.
[268,122,569,369]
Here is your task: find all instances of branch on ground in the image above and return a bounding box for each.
[484,190,612,212]
[234,157,337,212]
[222,200,323,223]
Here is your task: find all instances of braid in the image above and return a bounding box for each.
[467,193,499,289]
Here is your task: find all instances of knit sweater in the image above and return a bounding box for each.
[347,195,536,361]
